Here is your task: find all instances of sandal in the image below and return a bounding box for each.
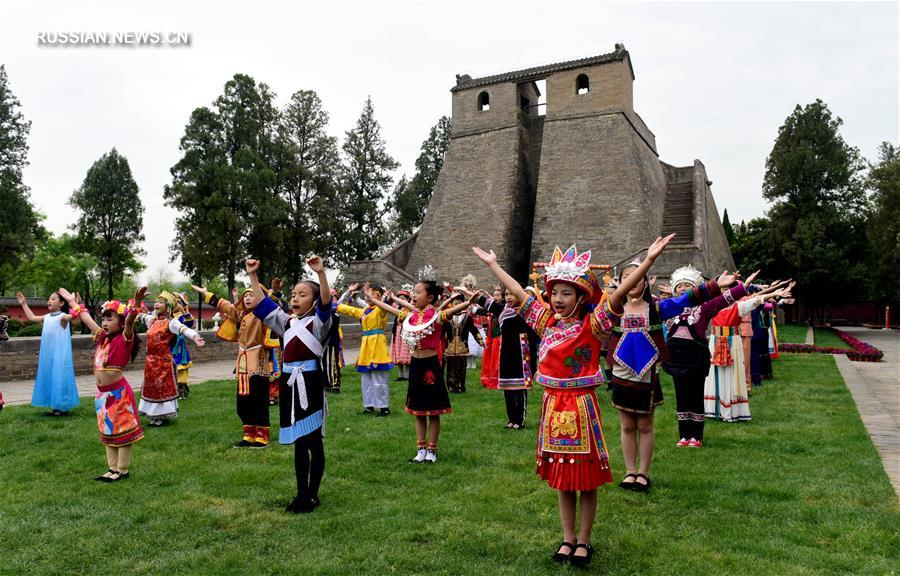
[632,473,651,492]
[618,473,638,489]
[570,543,594,567]
[109,471,129,482]
[551,541,575,563]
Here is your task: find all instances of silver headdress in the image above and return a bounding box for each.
[670,265,704,288]
[418,265,438,282]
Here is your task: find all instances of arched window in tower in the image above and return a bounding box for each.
[576,74,590,95]
[478,91,490,111]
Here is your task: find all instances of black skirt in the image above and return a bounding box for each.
[406,355,452,416]
[611,371,664,414]
[663,337,712,379]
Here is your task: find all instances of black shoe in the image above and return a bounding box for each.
[95,468,116,482]
[286,495,306,513]
[632,473,651,492]
[570,544,594,567]
[108,470,129,482]
[359,407,375,415]
[376,408,391,417]
[250,441,269,449]
[306,496,320,512]
[233,440,256,448]
[552,541,575,563]
[618,473,638,489]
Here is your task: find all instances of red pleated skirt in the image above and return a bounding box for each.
[481,336,501,389]
[535,387,613,491]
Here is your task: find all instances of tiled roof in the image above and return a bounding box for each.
[452,45,629,92]
[0,297,47,307]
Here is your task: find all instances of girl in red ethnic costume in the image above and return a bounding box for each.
[473,236,675,567]
[368,266,475,463]
[60,287,147,482]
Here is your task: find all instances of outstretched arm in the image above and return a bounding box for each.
[15,292,43,323]
[607,234,676,313]
[245,259,265,308]
[59,288,100,335]
[367,293,403,318]
[472,247,528,304]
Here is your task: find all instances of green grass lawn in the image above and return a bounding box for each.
[1,355,897,575]
[814,328,851,349]
[776,323,807,344]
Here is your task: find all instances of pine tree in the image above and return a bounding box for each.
[340,97,399,262]
[0,65,45,294]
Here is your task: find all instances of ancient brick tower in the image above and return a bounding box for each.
[348,44,735,287]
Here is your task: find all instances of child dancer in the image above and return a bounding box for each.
[136,291,205,426]
[473,238,673,567]
[609,260,738,492]
[442,293,484,393]
[389,285,413,381]
[246,257,332,513]
[16,291,79,416]
[368,267,474,463]
[337,282,394,416]
[60,287,145,481]
[471,287,537,429]
[191,282,279,447]
[662,266,750,447]
[171,293,196,399]
[479,286,504,390]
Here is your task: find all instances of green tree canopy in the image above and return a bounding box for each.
[69,148,145,300]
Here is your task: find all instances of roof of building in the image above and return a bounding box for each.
[452,44,632,92]
[0,297,47,307]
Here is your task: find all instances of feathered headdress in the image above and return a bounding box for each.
[543,245,599,301]
[670,265,704,289]
[460,274,477,291]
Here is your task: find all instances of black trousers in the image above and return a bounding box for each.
[237,375,270,428]
[673,372,706,440]
[504,390,528,426]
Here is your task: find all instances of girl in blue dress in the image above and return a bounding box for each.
[16,291,79,415]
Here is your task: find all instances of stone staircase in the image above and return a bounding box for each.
[661,180,694,243]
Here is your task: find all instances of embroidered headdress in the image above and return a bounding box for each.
[397,283,413,298]
[670,265,704,289]
[158,291,177,309]
[101,300,127,316]
[543,245,599,301]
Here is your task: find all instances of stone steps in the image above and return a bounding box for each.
[661,180,694,242]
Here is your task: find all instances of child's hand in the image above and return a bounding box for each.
[190,284,208,296]
[15,292,26,305]
[195,335,206,347]
[646,234,676,261]
[307,255,325,273]
[348,282,360,293]
[58,288,76,305]
[246,259,260,275]
[135,286,149,302]
[716,271,738,288]
[271,277,283,292]
[743,270,761,286]
[472,247,497,266]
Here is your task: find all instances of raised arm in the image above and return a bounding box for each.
[59,287,100,335]
[442,292,478,318]
[192,283,239,320]
[607,234,676,314]
[472,247,528,304]
[307,255,331,308]
[245,259,265,308]
[169,316,205,347]
[367,293,403,318]
[123,287,148,341]
[15,292,43,323]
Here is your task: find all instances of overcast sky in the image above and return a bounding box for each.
[1,0,897,283]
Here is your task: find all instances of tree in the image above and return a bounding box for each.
[340,97,399,262]
[866,142,900,304]
[0,65,45,294]
[722,208,737,252]
[388,116,451,243]
[69,148,145,300]
[165,74,282,294]
[276,90,344,281]
[761,99,868,318]
[12,233,99,308]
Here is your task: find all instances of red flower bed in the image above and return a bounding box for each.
[781,326,883,362]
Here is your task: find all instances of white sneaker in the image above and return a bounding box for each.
[410,448,427,463]
[424,450,437,463]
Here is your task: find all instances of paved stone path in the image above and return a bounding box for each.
[831,328,900,496]
[2,347,359,406]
